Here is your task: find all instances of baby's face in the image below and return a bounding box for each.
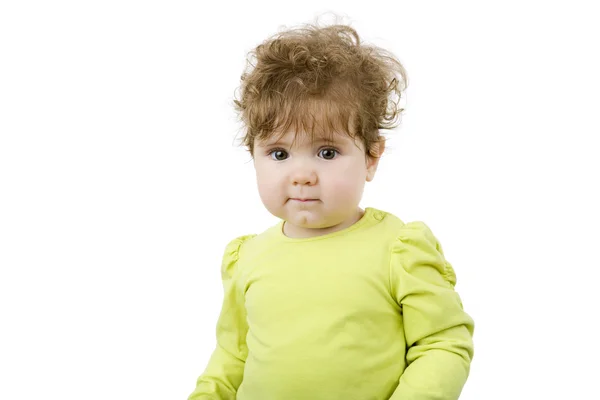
[253,130,381,238]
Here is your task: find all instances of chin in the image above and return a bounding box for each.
[292,213,333,228]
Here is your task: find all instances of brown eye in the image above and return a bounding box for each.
[319,148,338,160]
[269,149,288,161]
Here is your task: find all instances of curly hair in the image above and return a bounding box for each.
[233,19,408,159]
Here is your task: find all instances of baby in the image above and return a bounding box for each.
[188,19,474,400]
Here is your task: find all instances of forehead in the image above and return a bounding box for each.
[253,94,360,146]
[257,130,353,146]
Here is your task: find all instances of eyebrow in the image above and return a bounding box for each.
[261,137,343,147]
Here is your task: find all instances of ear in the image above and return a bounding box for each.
[366,139,386,182]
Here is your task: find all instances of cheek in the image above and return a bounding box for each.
[255,165,283,200]
[324,163,366,197]
[331,181,364,200]
[256,170,280,190]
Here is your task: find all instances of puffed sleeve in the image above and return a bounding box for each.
[388,222,474,400]
[188,234,256,400]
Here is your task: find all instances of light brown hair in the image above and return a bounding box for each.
[233,17,408,159]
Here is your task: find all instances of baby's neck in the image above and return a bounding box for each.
[282,208,365,239]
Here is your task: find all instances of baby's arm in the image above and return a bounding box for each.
[188,235,254,400]
[389,222,474,400]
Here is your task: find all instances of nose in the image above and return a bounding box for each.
[289,160,318,185]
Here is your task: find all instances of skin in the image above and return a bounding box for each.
[253,129,385,239]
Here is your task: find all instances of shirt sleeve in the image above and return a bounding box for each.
[188,234,256,400]
[388,222,474,400]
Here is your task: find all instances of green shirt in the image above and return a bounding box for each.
[189,207,474,400]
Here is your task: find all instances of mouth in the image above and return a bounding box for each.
[290,198,319,202]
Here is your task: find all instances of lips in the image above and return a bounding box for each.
[291,198,318,202]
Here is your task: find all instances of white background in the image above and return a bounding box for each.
[1,1,598,399]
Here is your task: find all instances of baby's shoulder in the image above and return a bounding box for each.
[222,224,274,261]
[219,234,257,279]
[223,233,257,256]
[374,208,423,235]
[375,209,441,249]
[379,210,456,283]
